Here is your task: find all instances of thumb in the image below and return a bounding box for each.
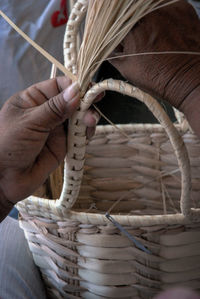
[32,82,80,130]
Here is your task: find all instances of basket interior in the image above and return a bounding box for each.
[72,124,200,216]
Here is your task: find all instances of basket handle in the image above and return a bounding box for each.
[20,79,194,220]
[62,79,191,214]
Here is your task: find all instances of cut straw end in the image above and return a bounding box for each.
[0,10,76,82]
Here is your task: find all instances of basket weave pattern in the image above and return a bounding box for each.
[18,120,200,298]
[20,212,200,299]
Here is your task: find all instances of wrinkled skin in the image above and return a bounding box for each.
[110,0,200,136]
[0,77,99,220]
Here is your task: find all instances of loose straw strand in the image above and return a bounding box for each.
[107,168,180,215]
[93,104,130,139]
[50,64,57,79]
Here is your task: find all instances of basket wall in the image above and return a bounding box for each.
[19,124,200,299]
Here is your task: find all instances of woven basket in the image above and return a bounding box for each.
[17,1,200,298]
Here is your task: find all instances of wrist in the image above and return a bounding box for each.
[163,57,200,109]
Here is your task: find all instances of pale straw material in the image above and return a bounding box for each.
[17,0,200,298]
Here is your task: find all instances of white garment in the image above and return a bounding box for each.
[0,0,68,107]
[0,217,46,299]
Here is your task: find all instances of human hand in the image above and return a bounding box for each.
[0,77,100,214]
[110,1,200,136]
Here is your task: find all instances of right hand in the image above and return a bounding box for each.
[110,1,200,136]
[0,77,99,207]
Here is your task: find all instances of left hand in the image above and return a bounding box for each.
[0,76,100,205]
[110,1,200,136]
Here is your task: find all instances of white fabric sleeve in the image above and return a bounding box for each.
[0,0,69,107]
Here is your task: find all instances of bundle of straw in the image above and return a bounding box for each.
[77,0,178,92]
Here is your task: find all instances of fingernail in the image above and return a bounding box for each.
[87,127,96,140]
[63,82,80,102]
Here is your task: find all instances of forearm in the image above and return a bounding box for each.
[0,187,14,222]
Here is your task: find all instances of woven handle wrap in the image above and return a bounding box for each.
[63,0,88,75]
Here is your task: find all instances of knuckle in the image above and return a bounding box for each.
[47,96,65,122]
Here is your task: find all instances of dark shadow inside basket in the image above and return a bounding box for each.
[94,61,177,125]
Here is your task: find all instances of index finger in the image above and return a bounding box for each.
[32,76,72,99]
